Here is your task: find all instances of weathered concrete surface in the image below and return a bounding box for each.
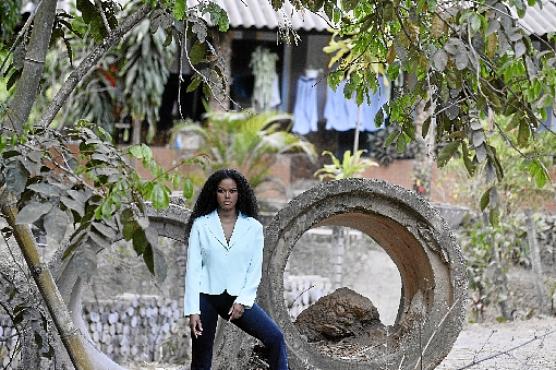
[45,180,466,370]
[48,200,190,370]
[294,287,385,343]
[255,178,467,370]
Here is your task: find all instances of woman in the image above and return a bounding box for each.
[184,169,289,370]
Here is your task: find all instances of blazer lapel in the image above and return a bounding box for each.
[228,212,252,248]
[206,210,228,249]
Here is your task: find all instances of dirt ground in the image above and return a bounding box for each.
[437,317,556,370]
[127,317,556,369]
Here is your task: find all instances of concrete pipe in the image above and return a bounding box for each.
[49,201,190,370]
[258,179,467,370]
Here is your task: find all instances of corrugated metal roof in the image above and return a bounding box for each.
[187,0,556,36]
[516,1,556,35]
[187,0,330,32]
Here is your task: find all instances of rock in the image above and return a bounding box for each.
[293,287,386,343]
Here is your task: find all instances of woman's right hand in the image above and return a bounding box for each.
[189,314,203,338]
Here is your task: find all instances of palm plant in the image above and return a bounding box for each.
[172,110,316,189]
[117,13,174,143]
[314,150,378,181]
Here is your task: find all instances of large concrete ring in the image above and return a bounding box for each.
[258,179,467,370]
[49,201,190,370]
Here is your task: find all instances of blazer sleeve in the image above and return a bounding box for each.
[234,222,264,308]
[184,220,202,316]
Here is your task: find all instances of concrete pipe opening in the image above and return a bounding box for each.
[260,179,467,370]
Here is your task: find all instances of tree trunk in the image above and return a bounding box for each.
[412,96,436,199]
[0,192,95,370]
[132,118,142,145]
[1,0,58,132]
[208,30,232,112]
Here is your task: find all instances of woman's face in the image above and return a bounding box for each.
[216,178,239,212]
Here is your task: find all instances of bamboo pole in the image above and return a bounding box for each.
[1,193,95,370]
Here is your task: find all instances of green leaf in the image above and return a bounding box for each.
[173,0,187,20]
[461,141,476,175]
[517,121,531,147]
[189,42,206,65]
[396,132,410,153]
[6,68,22,90]
[200,3,229,32]
[128,144,153,160]
[489,208,500,226]
[129,145,143,158]
[146,183,170,210]
[183,178,194,199]
[437,141,460,167]
[143,244,155,275]
[76,0,106,41]
[469,14,481,33]
[143,244,168,283]
[529,159,550,188]
[384,130,400,148]
[186,75,202,92]
[132,228,148,255]
[122,218,138,241]
[480,188,490,211]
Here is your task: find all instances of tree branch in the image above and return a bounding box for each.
[95,0,112,34]
[0,191,96,370]
[1,0,57,133]
[0,0,42,74]
[38,5,152,129]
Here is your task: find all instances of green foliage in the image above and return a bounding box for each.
[441,130,555,215]
[0,0,21,43]
[75,0,119,42]
[0,123,195,280]
[0,261,54,360]
[172,111,316,189]
[459,212,536,320]
[118,14,173,140]
[318,0,556,218]
[314,150,377,181]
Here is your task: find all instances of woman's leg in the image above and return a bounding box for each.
[232,304,289,370]
[190,294,219,370]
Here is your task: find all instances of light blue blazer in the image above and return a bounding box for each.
[184,209,264,315]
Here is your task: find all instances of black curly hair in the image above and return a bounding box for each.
[185,169,259,235]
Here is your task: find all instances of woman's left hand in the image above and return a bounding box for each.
[228,303,244,321]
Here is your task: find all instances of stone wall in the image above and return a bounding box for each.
[82,295,187,364]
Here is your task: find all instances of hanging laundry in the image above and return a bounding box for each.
[324,80,358,131]
[325,77,390,132]
[361,75,390,132]
[250,47,280,112]
[292,76,319,135]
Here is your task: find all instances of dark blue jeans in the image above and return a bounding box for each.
[190,292,289,370]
